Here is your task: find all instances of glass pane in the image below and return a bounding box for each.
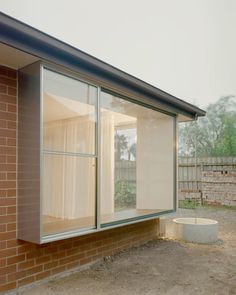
[100,91,174,225]
[42,154,96,236]
[43,69,97,154]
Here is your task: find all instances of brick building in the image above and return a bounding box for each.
[0,12,205,293]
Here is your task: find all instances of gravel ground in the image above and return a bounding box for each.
[19,208,236,295]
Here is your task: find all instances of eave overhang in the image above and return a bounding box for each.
[0,12,206,120]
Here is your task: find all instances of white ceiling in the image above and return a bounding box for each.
[44,92,96,123]
[43,92,136,126]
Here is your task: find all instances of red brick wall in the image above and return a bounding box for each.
[0,65,159,293]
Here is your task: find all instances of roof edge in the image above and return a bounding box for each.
[0,12,206,118]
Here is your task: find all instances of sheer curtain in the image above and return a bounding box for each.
[43,115,95,219]
[43,112,115,220]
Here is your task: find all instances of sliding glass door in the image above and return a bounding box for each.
[41,66,175,239]
[18,62,176,243]
[42,69,97,236]
[100,91,175,226]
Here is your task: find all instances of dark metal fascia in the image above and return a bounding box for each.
[0,12,206,118]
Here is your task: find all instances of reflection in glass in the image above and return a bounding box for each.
[43,69,97,155]
[100,91,174,225]
[42,69,97,237]
[42,154,96,236]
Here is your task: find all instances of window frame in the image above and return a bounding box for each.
[19,62,177,244]
[41,66,98,239]
[99,89,177,228]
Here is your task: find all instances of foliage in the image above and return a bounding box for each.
[179,96,236,157]
[179,200,236,211]
[115,131,136,161]
[115,133,128,161]
[128,143,136,160]
[179,200,200,209]
[115,180,136,209]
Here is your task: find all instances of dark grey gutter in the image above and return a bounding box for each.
[0,12,205,118]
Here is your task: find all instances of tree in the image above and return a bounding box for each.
[128,143,136,161]
[179,96,236,157]
[115,133,128,161]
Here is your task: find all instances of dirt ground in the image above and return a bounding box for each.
[19,208,236,295]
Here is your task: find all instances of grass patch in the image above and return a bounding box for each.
[202,203,236,211]
[179,200,200,209]
[179,200,236,211]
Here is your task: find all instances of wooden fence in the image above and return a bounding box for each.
[115,161,136,183]
[115,157,236,188]
[178,157,236,192]
[115,157,236,206]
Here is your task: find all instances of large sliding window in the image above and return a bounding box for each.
[18,62,176,244]
[42,69,97,236]
[100,91,175,226]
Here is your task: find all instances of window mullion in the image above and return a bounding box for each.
[96,87,101,230]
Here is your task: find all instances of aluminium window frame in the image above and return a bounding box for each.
[40,64,99,243]
[99,88,177,228]
[38,62,177,244]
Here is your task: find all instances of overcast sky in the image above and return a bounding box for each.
[1,0,235,109]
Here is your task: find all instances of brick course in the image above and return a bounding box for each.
[202,170,236,206]
[0,65,159,293]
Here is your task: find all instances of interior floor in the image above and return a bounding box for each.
[43,209,166,236]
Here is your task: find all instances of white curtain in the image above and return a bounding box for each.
[43,116,95,219]
[44,115,95,154]
[43,113,115,220]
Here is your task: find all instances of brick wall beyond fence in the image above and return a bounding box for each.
[0,65,160,293]
[178,157,236,206]
[202,170,236,206]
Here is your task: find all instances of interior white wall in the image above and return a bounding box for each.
[100,113,115,215]
[136,116,174,210]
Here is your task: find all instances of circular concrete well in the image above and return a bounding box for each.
[173,218,218,244]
